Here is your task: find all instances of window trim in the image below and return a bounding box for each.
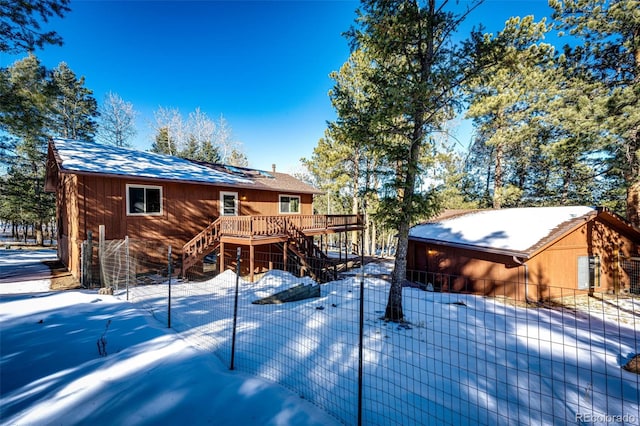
[126,184,163,216]
[279,194,301,215]
[220,191,239,216]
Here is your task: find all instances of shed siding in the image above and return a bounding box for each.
[57,174,81,277]
[408,214,639,302]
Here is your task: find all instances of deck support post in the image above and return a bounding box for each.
[219,241,225,273]
[250,245,255,282]
[283,241,288,271]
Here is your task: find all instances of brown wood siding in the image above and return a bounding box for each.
[233,189,313,216]
[408,241,526,299]
[71,175,314,253]
[57,174,81,277]
[408,214,640,301]
[525,223,588,298]
[527,219,636,297]
[590,217,637,292]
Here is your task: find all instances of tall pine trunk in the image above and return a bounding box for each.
[384,132,424,321]
[35,221,43,246]
[493,142,504,209]
[627,179,640,228]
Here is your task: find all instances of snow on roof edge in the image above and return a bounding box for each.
[409,206,596,254]
[51,138,254,186]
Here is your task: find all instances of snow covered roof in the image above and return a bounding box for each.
[50,138,254,186]
[409,206,597,256]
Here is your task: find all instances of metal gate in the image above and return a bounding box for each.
[620,255,640,294]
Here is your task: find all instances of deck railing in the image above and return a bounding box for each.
[182,214,362,275]
[215,214,362,238]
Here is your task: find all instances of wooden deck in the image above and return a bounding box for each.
[215,214,363,241]
[182,214,363,277]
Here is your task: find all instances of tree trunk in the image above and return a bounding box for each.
[627,179,640,228]
[384,129,424,322]
[351,155,360,248]
[370,219,377,256]
[493,143,504,209]
[35,221,43,246]
[384,221,409,321]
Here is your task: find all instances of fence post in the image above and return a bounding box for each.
[168,245,172,329]
[81,240,85,288]
[83,231,93,288]
[358,224,365,426]
[125,236,130,301]
[98,225,105,288]
[230,247,242,370]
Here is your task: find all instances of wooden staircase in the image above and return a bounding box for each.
[182,218,222,275]
[181,216,335,281]
[282,221,334,283]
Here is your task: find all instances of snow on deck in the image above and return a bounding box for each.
[409,206,596,253]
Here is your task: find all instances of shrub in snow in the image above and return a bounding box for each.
[97,319,111,357]
[623,354,640,374]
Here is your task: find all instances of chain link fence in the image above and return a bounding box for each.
[92,240,639,425]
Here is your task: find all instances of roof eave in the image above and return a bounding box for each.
[54,167,322,194]
[408,236,531,259]
[596,207,640,241]
[44,140,62,192]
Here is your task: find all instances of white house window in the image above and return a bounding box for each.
[221,191,238,216]
[279,195,300,214]
[577,255,600,289]
[127,185,162,215]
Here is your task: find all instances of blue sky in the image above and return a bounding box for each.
[1,0,554,173]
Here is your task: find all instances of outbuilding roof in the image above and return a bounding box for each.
[46,138,321,194]
[409,206,599,257]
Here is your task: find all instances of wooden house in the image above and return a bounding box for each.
[407,206,640,302]
[44,138,362,283]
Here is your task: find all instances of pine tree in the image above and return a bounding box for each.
[151,127,177,155]
[345,0,482,321]
[50,62,98,140]
[226,148,247,167]
[464,17,559,208]
[0,0,71,53]
[551,0,640,226]
[0,55,54,244]
[1,56,99,242]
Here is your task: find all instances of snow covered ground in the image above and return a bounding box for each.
[0,249,339,426]
[1,249,639,425]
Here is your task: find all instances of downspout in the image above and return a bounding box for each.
[513,256,531,303]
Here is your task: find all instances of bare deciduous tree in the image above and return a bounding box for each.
[97,92,137,147]
[151,107,246,164]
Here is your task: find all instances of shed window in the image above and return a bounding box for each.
[577,255,600,289]
[127,185,162,215]
[279,195,300,214]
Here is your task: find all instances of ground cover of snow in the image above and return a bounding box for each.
[1,249,639,425]
[0,249,338,426]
